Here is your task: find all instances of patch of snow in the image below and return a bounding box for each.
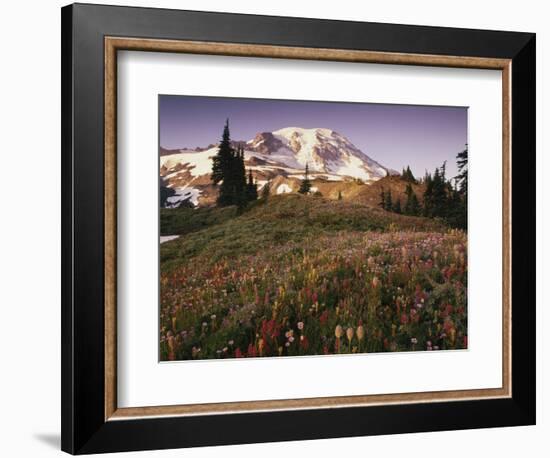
[256,180,268,190]
[166,186,201,207]
[320,174,344,182]
[332,155,374,181]
[160,148,217,177]
[160,235,180,244]
[276,183,292,194]
[310,186,319,193]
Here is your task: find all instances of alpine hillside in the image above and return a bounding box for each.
[160,127,398,208]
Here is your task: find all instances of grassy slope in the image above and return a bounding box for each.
[160,194,446,269]
[159,194,467,361]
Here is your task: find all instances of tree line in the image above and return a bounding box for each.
[379,146,468,229]
[211,120,258,208]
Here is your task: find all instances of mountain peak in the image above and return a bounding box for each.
[246,126,388,181]
[273,126,334,137]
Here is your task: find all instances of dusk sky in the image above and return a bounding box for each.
[159,95,467,178]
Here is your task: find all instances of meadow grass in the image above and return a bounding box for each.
[160,194,466,361]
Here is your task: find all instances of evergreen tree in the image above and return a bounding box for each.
[433,164,449,218]
[246,169,258,202]
[404,183,416,215]
[298,164,312,194]
[401,165,416,183]
[454,145,468,229]
[422,172,433,217]
[230,146,247,209]
[384,189,393,211]
[440,161,447,181]
[379,187,386,209]
[261,180,270,201]
[410,192,421,216]
[338,190,343,201]
[456,145,468,197]
[420,157,467,229]
[445,187,465,229]
[212,120,236,206]
[393,198,402,214]
[423,166,448,218]
[211,121,248,207]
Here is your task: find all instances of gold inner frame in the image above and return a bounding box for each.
[104,37,512,421]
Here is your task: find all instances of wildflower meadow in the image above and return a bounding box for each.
[160,194,467,361]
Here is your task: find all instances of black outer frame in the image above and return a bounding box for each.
[61,3,536,454]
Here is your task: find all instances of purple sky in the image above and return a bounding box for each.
[159,95,467,178]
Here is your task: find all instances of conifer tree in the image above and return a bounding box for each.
[393,198,402,214]
[404,183,414,215]
[234,146,248,208]
[401,165,416,183]
[410,192,420,216]
[432,164,449,218]
[338,190,343,201]
[384,189,393,211]
[211,119,237,206]
[298,163,312,194]
[246,169,258,202]
[261,180,271,201]
[379,187,386,209]
[454,145,468,229]
[211,121,248,207]
[456,145,468,197]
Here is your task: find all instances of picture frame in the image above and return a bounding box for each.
[61,3,535,454]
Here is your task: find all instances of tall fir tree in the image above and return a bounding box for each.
[404,183,418,215]
[422,172,433,217]
[410,192,420,216]
[392,198,402,214]
[379,187,386,209]
[298,163,312,194]
[234,146,248,208]
[423,166,448,218]
[384,189,393,211]
[419,156,467,229]
[433,164,449,218]
[211,120,248,207]
[212,119,235,206]
[246,169,258,202]
[454,145,468,229]
[456,145,468,196]
[401,165,416,183]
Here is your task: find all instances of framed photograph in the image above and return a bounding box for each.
[61,3,536,454]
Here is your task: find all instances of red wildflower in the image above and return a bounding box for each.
[261,319,280,340]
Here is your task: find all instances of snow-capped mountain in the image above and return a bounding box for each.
[247,127,389,181]
[160,127,396,207]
